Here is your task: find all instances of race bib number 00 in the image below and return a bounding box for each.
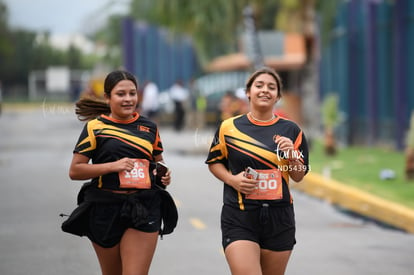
[119,159,151,189]
[245,169,283,200]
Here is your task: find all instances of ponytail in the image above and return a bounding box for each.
[75,97,110,121]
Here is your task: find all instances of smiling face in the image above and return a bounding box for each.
[105,79,138,120]
[246,73,280,112]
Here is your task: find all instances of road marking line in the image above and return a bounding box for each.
[189,218,207,230]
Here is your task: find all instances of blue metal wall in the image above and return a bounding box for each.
[121,18,200,91]
[319,0,414,149]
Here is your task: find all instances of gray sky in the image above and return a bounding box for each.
[4,0,129,35]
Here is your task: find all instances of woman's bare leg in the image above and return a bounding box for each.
[120,228,159,275]
[224,240,262,275]
[92,242,122,275]
[260,249,292,275]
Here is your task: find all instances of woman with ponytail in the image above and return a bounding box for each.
[63,70,177,275]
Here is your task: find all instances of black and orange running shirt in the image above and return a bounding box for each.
[73,112,163,190]
[206,114,309,210]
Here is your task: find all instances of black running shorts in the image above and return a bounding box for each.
[221,203,296,251]
[87,193,162,248]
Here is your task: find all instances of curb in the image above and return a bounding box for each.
[292,172,414,233]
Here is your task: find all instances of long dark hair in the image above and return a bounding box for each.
[75,70,138,121]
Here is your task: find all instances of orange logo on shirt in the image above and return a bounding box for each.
[139,125,150,132]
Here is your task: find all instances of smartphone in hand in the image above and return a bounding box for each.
[244,167,258,180]
[155,161,169,189]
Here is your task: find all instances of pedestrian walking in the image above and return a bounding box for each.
[205,67,309,275]
[61,70,178,275]
[169,79,189,131]
[141,80,160,122]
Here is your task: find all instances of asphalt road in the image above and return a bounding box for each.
[1,104,414,275]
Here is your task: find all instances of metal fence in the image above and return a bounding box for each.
[319,0,414,149]
[121,18,200,91]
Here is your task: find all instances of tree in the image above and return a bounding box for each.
[0,0,12,52]
[0,1,14,83]
[0,0,100,97]
[315,0,341,46]
[67,44,84,69]
[90,14,124,68]
[128,0,282,66]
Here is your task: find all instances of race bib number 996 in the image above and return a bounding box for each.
[245,169,283,200]
[119,159,151,189]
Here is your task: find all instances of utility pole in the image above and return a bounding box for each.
[300,0,320,144]
[243,5,264,70]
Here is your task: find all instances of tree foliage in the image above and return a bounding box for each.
[126,0,329,66]
[0,1,12,56]
[0,0,96,90]
[321,93,340,130]
[128,0,281,65]
[315,0,341,45]
[0,0,337,91]
[90,14,124,68]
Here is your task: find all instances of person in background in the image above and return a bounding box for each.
[62,70,177,275]
[187,78,206,129]
[219,89,249,124]
[169,79,189,131]
[70,80,82,102]
[234,87,249,115]
[141,80,160,123]
[195,93,207,129]
[219,91,238,121]
[205,67,309,275]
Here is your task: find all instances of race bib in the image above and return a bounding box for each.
[119,159,151,189]
[245,169,283,200]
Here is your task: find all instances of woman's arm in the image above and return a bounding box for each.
[69,153,136,180]
[274,135,307,182]
[287,159,306,182]
[208,162,257,195]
